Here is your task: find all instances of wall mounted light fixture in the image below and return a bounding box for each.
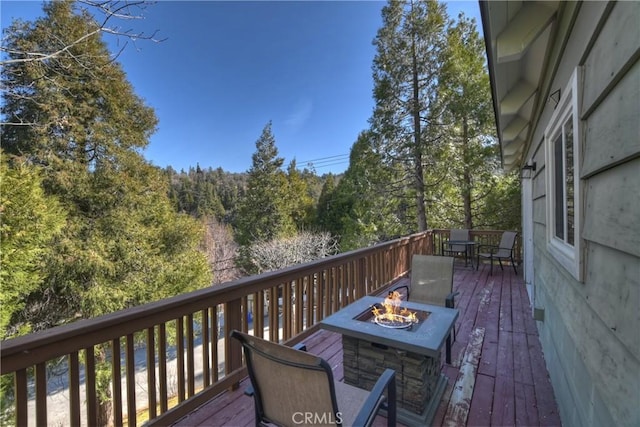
[548,89,561,109]
[521,161,537,179]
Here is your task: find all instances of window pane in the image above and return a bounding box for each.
[554,132,564,240]
[564,118,575,245]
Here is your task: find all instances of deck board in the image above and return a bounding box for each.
[173,260,561,426]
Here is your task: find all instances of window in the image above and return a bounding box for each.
[545,67,583,281]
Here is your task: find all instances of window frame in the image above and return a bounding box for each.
[544,67,584,281]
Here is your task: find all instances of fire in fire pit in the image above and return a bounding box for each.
[371,291,418,329]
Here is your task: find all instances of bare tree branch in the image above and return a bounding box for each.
[1,1,163,67]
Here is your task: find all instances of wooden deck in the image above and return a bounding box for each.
[173,261,562,426]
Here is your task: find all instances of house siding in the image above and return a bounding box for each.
[526,2,640,426]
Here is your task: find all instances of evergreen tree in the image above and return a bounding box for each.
[315,174,340,232]
[235,122,294,245]
[0,154,66,340]
[370,0,449,232]
[285,160,315,230]
[1,3,211,424]
[332,131,409,249]
[437,13,500,229]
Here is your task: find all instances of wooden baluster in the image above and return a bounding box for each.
[125,335,136,426]
[158,323,168,413]
[147,326,157,418]
[110,340,123,425]
[177,317,185,402]
[186,313,195,397]
[202,308,210,388]
[315,272,324,321]
[225,298,243,388]
[285,281,291,337]
[211,307,219,382]
[69,352,81,426]
[85,347,98,426]
[268,287,279,342]
[15,369,27,426]
[306,274,314,328]
[35,362,47,426]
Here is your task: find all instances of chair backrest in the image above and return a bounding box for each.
[449,229,469,251]
[496,231,517,257]
[231,330,339,426]
[409,255,454,307]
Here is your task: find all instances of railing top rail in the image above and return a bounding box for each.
[0,231,430,367]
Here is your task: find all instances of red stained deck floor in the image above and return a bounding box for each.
[174,261,562,426]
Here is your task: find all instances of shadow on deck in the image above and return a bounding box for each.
[173,260,562,426]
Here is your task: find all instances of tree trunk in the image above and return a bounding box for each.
[412,36,428,231]
[462,118,473,229]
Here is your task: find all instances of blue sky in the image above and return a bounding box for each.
[1,1,482,174]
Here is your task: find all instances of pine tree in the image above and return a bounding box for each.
[1,3,211,424]
[331,131,409,249]
[370,0,449,231]
[285,160,314,230]
[0,154,66,340]
[235,122,294,245]
[438,13,500,229]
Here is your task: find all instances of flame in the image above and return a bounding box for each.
[372,291,418,324]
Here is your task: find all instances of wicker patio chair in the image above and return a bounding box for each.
[476,231,518,275]
[230,330,396,427]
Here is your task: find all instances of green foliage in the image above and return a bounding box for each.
[434,13,500,229]
[0,154,66,339]
[315,132,411,250]
[285,160,315,230]
[315,174,340,232]
[1,4,212,422]
[476,171,522,230]
[235,122,295,245]
[370,0,450,231]
[367,1,520,233]
[165,165,228,219]
[2,1,157,169]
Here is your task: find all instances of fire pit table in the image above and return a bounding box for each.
[319,295,458,426]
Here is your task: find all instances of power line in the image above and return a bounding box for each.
[298,154,349,170]
[298,154,349,164]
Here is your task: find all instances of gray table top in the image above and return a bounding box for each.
[319,295,458,357]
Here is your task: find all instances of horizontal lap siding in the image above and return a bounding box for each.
[583,159,640,257]
[527,1,640,426]
[582,61,640,177]
[579,2,640,424]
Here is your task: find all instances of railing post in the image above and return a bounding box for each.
[224,298,243,390]
[356,257,366,298]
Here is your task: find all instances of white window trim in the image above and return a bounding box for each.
[544,67,584,281]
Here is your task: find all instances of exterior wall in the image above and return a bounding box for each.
[525,2,640,426]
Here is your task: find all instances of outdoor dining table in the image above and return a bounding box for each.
[442,239,477,268]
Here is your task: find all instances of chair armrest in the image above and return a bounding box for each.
[445,291,460,309]
[390,284,410,299]
[352,368,396,427]
[477,244,498,253]
[244,341,307,396]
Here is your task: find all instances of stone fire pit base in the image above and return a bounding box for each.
[343,335,446,426]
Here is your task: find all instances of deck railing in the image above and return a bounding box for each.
[432,228,522,264]
[0,229,519,426]
[1,232,433,426]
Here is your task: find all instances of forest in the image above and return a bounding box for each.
[1,0,519,366]
[0,1,523,422]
